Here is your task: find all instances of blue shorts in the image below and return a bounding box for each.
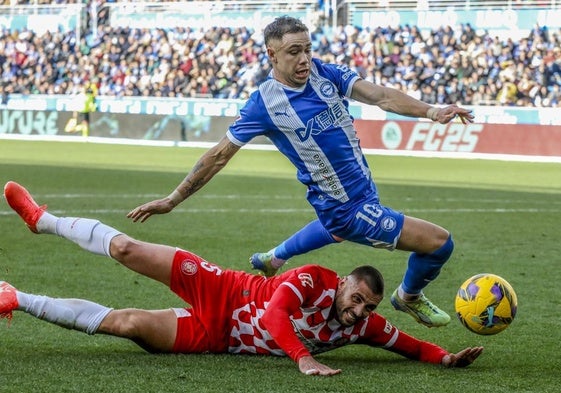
[316,192,404,250]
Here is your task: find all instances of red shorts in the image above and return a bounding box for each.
[169,249,238,353]
[171,308,210,353]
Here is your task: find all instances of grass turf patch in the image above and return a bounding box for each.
[0,140,560,393]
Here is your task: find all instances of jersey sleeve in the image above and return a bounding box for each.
[260,282,311,362]
[313,58,361,98]
[227,91,269,146]
[358,313,448,364]
[260,266,331,362]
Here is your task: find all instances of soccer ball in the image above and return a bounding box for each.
[455,273,518,335]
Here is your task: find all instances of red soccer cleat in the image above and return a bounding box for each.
[0,281,18,321]
[4,181,47,233]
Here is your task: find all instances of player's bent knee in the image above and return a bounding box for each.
[102,308,145,338]
[435,228,451,248]
[432,234,454,262]
[109,235,140,260]
[102,308,176,353]
[401,216,451,252]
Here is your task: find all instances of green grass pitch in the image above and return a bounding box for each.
[0,139,560,393]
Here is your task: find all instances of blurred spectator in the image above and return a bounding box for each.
[471,84,495,105]
[0,84,10,107]
[546,83,561,105]
[0,10,560,107]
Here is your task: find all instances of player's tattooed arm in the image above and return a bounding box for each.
[174,137,241,202]
[127,137,240,223]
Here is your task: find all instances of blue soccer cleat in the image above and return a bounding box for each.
[249,251,280,277]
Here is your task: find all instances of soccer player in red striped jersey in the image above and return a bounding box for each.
[2,181,483,376]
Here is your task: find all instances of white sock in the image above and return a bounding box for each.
[55,217,121,256]
[36,211,58,234]
[37,213,121,257]
[16,291,112,335]
[270,248,286,269]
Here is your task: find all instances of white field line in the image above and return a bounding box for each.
[1,195,560,216]
[20,193,561,206]
[1,134,561,163]
[1,207,560,216]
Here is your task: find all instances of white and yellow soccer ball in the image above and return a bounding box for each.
[455,273,518,335]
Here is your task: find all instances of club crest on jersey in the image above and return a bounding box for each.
[180,259,198,275]
[298,273,314,288]
[319,81,336,98]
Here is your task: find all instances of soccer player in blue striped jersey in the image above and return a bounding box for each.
[128,16,475,328]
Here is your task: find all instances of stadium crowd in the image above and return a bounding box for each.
[1,14,560,106]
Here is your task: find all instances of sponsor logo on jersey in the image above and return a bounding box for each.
[274,107,290,117]
[384,320,393,334]
[294,102,345,141]
[335,64,354,81]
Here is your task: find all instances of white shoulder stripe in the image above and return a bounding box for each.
[382,329,399,348]
[259,64,350,202]
[280,282,304,303]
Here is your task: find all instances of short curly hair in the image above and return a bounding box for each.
[263,16,309,46]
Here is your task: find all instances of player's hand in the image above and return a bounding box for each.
[441,346,484,368]
[435,105,474,124]
[127,198,175,223]
[298,355,341,376]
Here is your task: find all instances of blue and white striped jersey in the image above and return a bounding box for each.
[227,58,378,210]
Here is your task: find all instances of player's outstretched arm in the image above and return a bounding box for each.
[126,195,177,223]
[298,355,342,376]
[350,80,474,125]
[127,136,240,223]
[441,346,484,368]
[429,104,474,125]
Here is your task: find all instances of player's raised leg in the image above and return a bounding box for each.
[4,181,47,233]
[4,181,175,286]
